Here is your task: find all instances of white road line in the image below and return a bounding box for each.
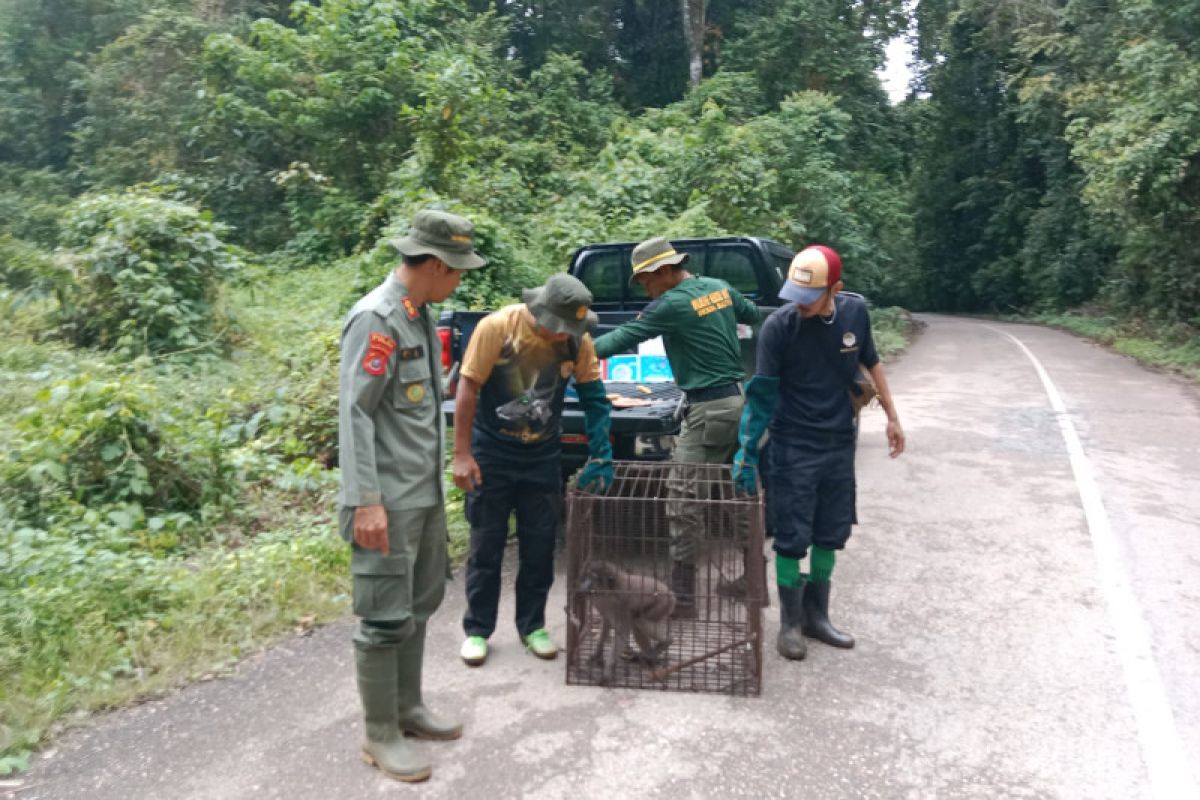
[989,326,1198,799]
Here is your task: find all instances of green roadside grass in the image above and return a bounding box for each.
[870,306,919,361]
[0,267,356,772]
[1028,310,1200,383]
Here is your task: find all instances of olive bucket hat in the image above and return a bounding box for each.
[389,209,488,270]
[628,236,689,286]
[522,274,598,339]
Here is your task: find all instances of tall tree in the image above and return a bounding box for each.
[909,0,1197,320]
[680,0,706,87]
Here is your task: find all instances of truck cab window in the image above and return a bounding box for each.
[704,245,759,296]
[575,250,627,302]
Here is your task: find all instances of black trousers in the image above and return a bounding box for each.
[767,436,857,560]
[462,452,561,639]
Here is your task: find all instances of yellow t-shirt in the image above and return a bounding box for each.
[460,304,601,456]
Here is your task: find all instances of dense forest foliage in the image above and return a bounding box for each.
[3,0,1198,319]
[1,0,1198,770]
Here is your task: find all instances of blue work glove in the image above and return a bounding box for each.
[577,457,615,494]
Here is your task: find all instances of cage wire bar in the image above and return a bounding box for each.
[566,461,765,696]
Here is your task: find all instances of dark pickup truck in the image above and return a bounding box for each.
[437,236,795,479]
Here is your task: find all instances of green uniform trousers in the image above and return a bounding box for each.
[340,505,448,647]
[668,392,744,561]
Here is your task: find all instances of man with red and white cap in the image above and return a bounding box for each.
[732,244,905,661]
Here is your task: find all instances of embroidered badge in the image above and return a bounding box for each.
[369,333,397,355]
[362,332,396,376]
[362,353,386,376]
[842,332,856,348]
[401,297,419,321]
[405,383,426,403]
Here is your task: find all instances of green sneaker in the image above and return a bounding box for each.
[523,628,558,660]
[460,636,487,667]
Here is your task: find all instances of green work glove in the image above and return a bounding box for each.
[731,375,780,496]
[732,454,759,496]
[575,379,614,494]
[577,457,614,494]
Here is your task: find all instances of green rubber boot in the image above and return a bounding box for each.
[397,622,463,740]
[356,644,432,782]
[670,560,697,619]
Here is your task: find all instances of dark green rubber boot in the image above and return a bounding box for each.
[800,580,855,648]
[670,560,697,619]
[776,583,807,661]
[396,622,463,740]
[356,644,432,782]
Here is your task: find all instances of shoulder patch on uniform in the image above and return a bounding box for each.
[369,332,397,355]
[362,332,396,376]
[362,352,387,376]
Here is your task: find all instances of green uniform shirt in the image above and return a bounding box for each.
[338,273,444,510]
[592,275,761,392]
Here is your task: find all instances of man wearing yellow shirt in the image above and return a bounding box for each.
[451,274,613,666]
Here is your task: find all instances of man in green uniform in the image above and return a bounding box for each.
[592,236,761,615]
[338,209,487,782]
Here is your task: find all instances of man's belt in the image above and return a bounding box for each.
[684,382,742,404]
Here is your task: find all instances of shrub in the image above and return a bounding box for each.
[360,189,542,309]
[0,166,70,247]
[49,190,241,358]
[253,329,342,468]
[0,374,231,527]
[0,234,55,292]
[0,512,348,761]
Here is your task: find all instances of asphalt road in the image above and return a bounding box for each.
[17,315,1200,799]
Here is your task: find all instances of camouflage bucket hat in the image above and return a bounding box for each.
[522,273,598,339]
[389,209,488,270]
[628,236,689,286]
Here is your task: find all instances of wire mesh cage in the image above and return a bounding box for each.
[565,461,765,696]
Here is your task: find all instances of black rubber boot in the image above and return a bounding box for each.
[775,583,807,660]
[800,580,855,649]
[670,560,696,619]
[396,622,463,741]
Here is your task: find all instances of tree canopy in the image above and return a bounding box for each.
[0,0,1197,321]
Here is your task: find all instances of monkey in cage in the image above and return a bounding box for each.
[579,560,676,685]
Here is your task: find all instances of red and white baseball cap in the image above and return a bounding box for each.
[779,245,842,304]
